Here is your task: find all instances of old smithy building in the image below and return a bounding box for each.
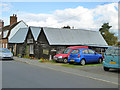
[9,26,108,59]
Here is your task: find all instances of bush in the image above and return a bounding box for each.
[39,58,49,63]
[17,54,22,58]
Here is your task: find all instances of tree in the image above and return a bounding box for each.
[99,23,112,31]
[99,23,118,46]
[62,25,71,29]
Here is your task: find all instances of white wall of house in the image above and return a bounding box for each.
[8,20,28,40]
[3,30,9,38]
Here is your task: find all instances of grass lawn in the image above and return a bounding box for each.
[38,58,103,68]
[37,58,103,68]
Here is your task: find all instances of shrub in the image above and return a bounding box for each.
[17,54,22,58]
[39,58,49,63]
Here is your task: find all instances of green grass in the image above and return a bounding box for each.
[48,60,56,63]
[60,63,103,68]
[37,59,103,68]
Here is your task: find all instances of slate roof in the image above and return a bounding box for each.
[9,26,108,47]
[43,27,108,46]
[30,26,41,41]
[9,28,28,43]
[0,21,21,38]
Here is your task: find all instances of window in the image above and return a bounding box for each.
[82,50,88,54]
[27,39,33,44]
[57,47,65,54]
[6,43,7,48]
[114,49,120,56]
[71,49,79,54]
[105,49,120,56]
[3,43,4,48]
[43,49,49,55]
[62,48,71,54]
[30,45,34,54]
[105,49,114,55]
[88,50,95,54]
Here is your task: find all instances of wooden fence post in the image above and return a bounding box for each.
[14,44,17,56]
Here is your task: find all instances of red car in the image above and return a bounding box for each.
[53,46,88,63]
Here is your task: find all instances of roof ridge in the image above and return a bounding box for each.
[30,26,41,28]
[43,27,107,46]
[43,27,99,32]
[20,20,28,27]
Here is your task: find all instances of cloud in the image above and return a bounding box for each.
[0,3,12,12]
[92,3,118,32]
[17,3,118,33]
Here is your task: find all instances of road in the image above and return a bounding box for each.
[2,60,119,88]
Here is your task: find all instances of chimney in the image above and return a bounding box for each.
[10,14,17,25]
[0,20,4,28]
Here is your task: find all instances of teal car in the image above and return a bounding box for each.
[103,47,120,71]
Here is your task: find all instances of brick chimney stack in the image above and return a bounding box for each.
[0,20,4,28]
[10,14,17,25]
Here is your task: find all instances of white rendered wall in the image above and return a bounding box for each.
[8,21,28,40]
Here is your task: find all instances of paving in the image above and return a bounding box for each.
[13,57,119,86]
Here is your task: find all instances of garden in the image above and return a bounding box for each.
[17,54,102,68]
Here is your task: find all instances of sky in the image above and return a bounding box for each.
[0,2,119,35]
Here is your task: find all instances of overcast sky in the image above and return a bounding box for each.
[1,2,118,34]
